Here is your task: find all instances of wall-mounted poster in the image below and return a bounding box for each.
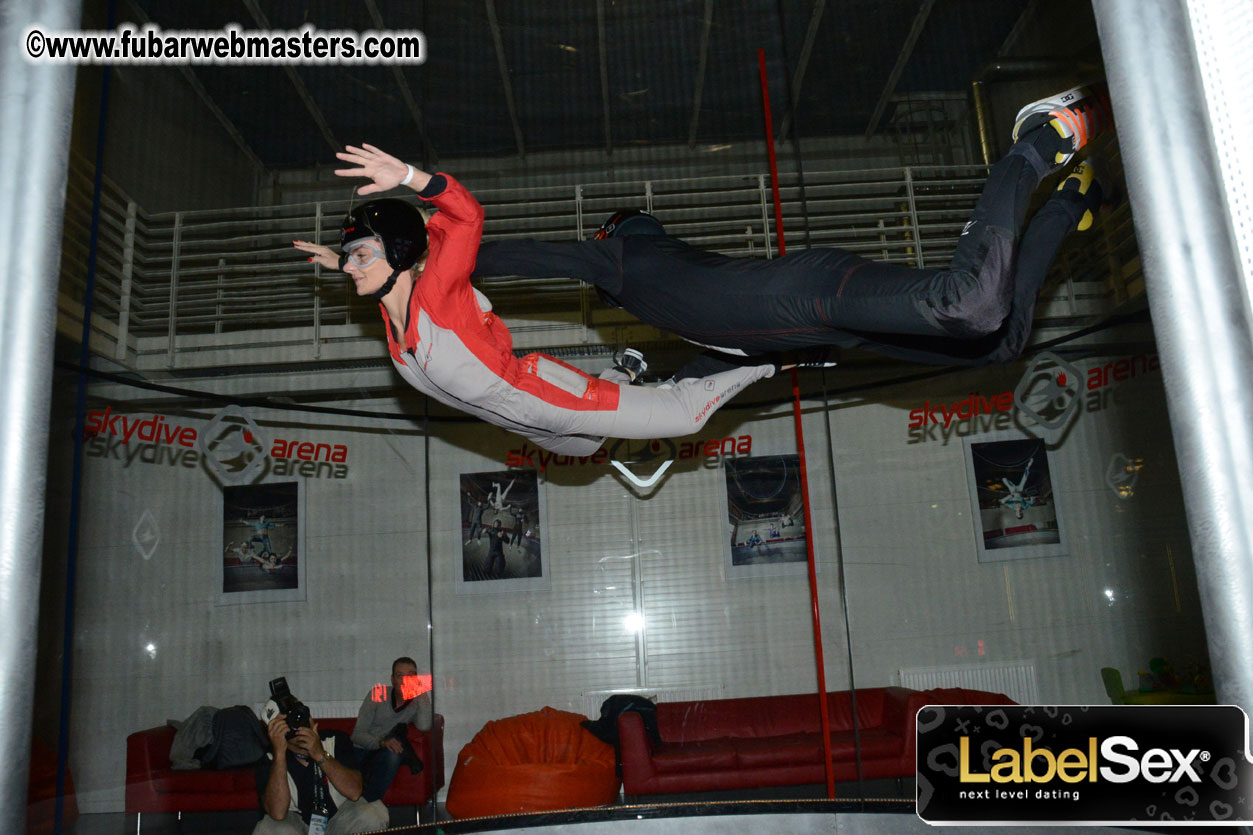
[456,469,548,595]
[724,454,810,577]
[964,433,1067,562]
[216,481,306,604]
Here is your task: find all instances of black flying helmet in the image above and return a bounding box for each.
[340,199,428,300]
[341,199,428,271]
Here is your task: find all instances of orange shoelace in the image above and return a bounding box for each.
[1051,90,1113,149]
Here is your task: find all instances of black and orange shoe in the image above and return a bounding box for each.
[1012,82,1114,171]
[1056,157,1119,232]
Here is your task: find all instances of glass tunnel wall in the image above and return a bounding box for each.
[30,0,1215,827]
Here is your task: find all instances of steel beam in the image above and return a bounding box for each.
[687,0,715,147]
[242,0,341,155]
[864,0,935,138]
[363,0,437,169]
[485,0,526,157]
[779,0,827,143]
[123,0,266,174]
[597,0,613,155]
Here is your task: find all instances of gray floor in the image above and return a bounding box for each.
[57,781,1202,835]
[64,781,906,833]
[72,809,1213,835]
[67,805,422,834]
[62,808,1195,835]
[506,816,1174,835]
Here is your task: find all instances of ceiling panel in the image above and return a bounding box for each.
[125,0,1036,169]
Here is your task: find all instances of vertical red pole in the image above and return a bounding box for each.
[758,47,835,800]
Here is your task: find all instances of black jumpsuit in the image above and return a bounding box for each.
[472,145,1089,370]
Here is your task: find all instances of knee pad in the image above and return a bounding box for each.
[928,227,1014,338]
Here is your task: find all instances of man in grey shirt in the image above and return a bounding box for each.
[350,657,432,802]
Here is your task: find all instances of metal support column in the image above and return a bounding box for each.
[1093,0,1253,713]
[115,201,136,361]
[0,0,83,830]
[166,213,181,367]
[313,202,322,358]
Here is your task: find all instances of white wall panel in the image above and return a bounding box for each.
[829,358,1206,710]
[65,403,432,811]
[426,425,641,779]
[55,350,1207,811]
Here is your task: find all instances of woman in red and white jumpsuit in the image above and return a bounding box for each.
[295,144,776,456]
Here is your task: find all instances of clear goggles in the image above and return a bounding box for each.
[342,237,386,269]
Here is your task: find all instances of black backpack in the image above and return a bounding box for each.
[196,705,269,769]
[581,695,662,748]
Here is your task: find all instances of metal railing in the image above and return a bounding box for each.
[56,155,1139,371]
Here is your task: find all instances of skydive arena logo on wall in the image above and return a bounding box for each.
[906,353,1160,443]
[199,404,269,483]
[83,404,351,480]
[917,704,1253,825]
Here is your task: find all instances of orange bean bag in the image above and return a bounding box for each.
[445,706,619,818]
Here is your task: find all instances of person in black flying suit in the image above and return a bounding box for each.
[472,84,1116,378]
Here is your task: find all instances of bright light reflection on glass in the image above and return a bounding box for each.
[623,612,645,633]
[145,642,157,659]
[1104,588,1116,604]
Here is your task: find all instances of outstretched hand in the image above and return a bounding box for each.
[293,239,340,270]
[335,143,425,195]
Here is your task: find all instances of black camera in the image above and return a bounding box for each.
[268,677,311,740]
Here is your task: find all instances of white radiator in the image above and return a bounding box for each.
[580,684,724,719]
[899,659,1038,705]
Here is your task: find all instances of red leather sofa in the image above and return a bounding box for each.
[125,715,444,829]
[618,687,1013,796]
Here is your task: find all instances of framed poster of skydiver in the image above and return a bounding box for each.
[217,480,306,604]
[964,432,1068,562]
[456,468,548,595]
[723,454,810,578]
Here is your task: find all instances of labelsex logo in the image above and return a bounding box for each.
[918,704,1253,825]
[960,735,1206,785]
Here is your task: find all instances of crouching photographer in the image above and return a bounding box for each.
[254,680,388,835]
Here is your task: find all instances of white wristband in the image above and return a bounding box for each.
[400,163,415,187]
